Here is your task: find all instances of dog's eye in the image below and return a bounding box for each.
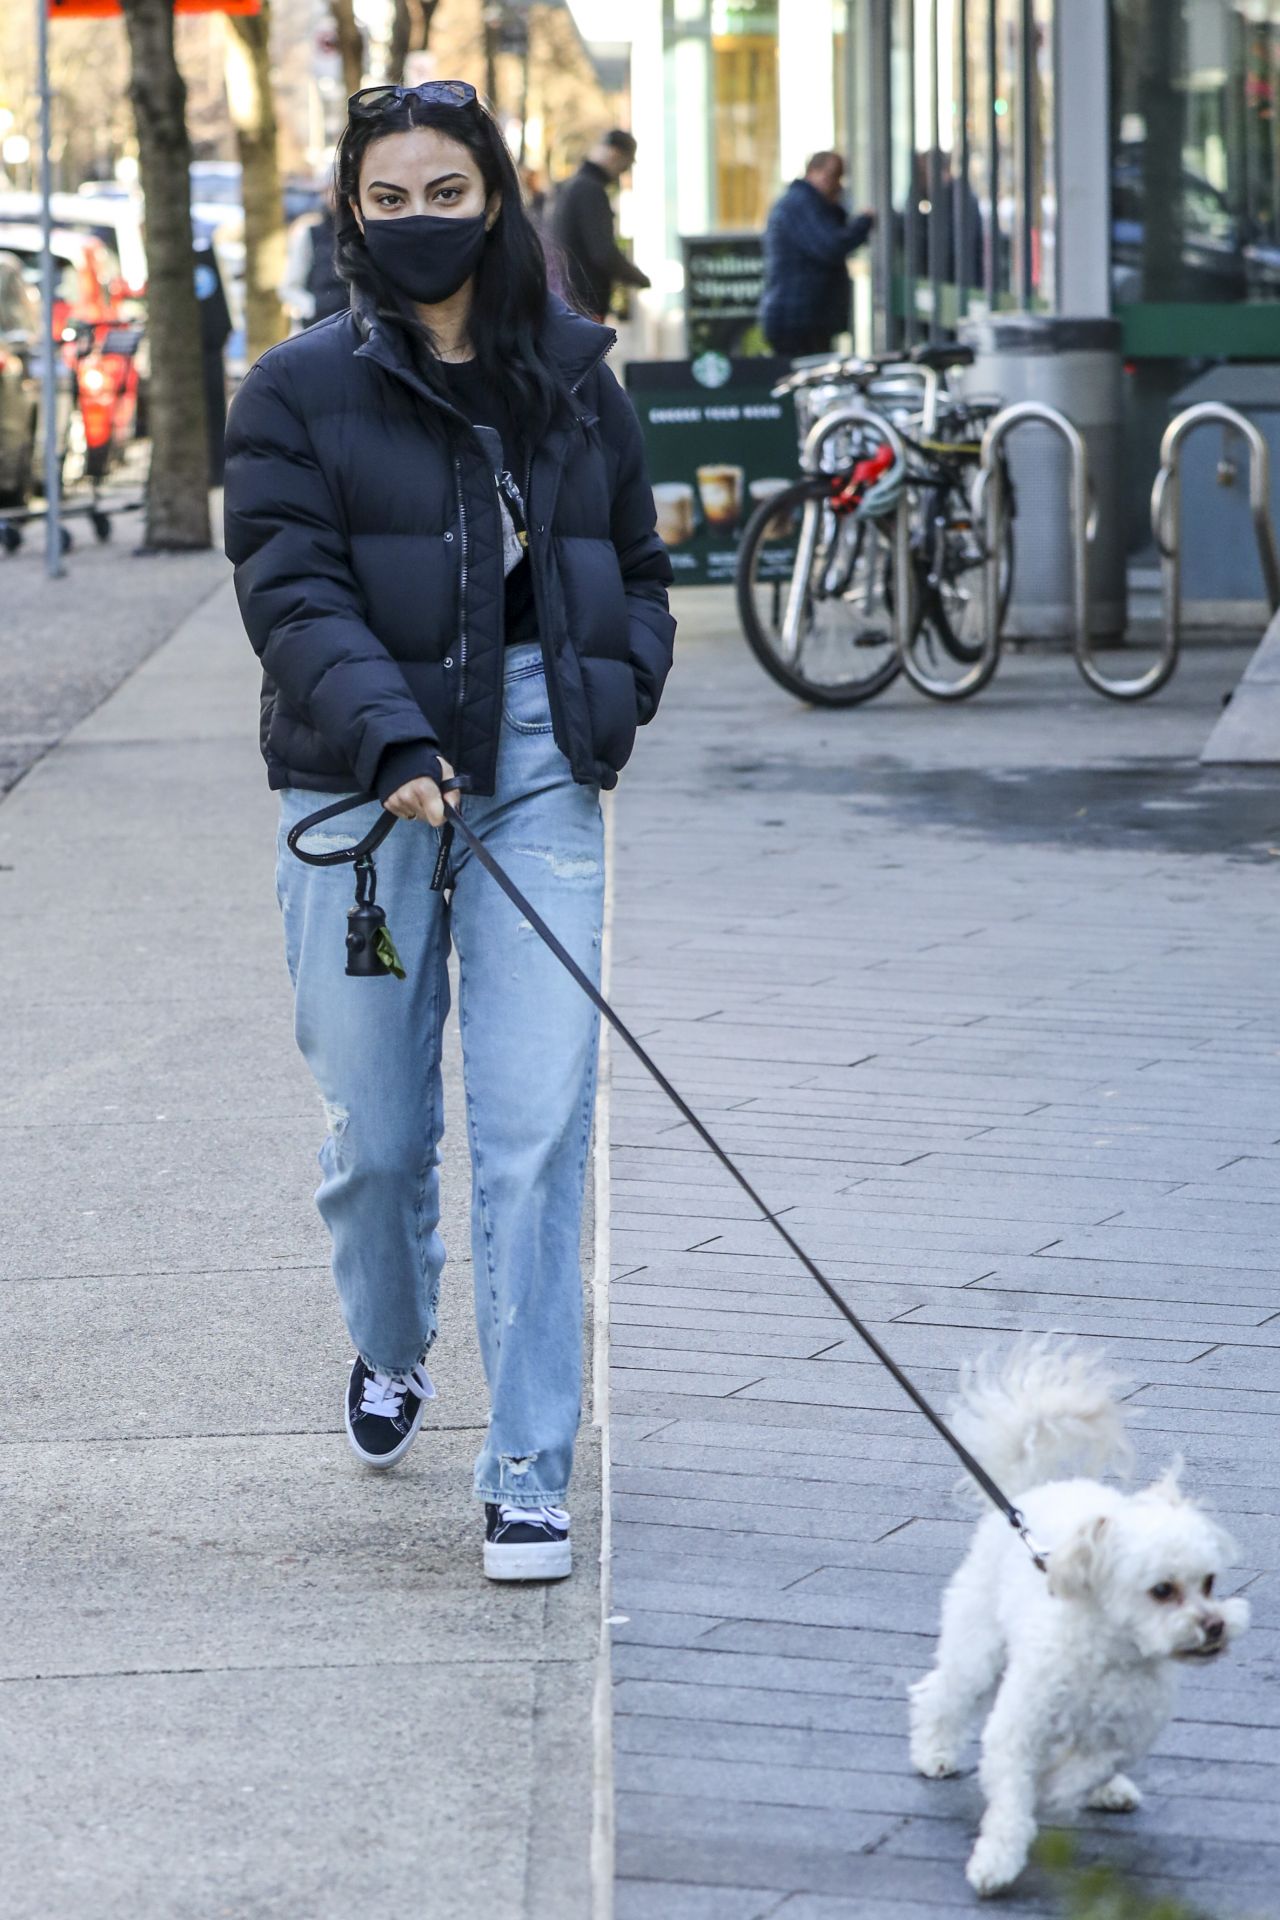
[1202,1575,1215,1597]
[1149,1582,1177,1602]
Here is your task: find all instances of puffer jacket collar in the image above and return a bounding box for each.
[349,285,616,413]
[343,286,620,795]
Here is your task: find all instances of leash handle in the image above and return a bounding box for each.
[286,793,398,866]
[282,781,1047,1569]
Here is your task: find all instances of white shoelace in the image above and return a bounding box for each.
[498,1504,569,1531]
[359,1361,435,1420]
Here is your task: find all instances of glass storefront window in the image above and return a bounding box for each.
[1112,0,1280,311]
[708,0,779,232]
[888,0,1052,334]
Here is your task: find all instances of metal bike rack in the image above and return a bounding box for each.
[1150,403,1280,676]
[866,363,940,435]
[902,399,1132,702]
[786,403,914,669]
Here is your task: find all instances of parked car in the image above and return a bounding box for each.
[0,251,39,507]
[189,160,242,210]
[0,191,147,300]
[0,224,140,481]
[1112,148,1248,304]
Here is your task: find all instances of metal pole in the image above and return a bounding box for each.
[37,0,62,579]
[927,0,944,340]
[903,0,920,346]
[869,0,894,352]
[986,0,998,306]
[1017,0,1035,305]
[956,0,971,318]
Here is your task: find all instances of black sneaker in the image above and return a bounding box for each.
[344,1357,435,1468]
[483,1503,571,1581]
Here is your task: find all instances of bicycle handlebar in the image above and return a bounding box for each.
[772,340,977,399]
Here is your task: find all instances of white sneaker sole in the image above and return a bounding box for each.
[484,1538,572,1582]
[344,1391,427,1469]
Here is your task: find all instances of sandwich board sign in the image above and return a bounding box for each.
[626,356,797,588]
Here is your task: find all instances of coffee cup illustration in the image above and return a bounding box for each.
[696,463,746,531]
[652,481,697,547]
[749,476,792,537]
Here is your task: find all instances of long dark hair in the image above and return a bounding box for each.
[334,94,564,438]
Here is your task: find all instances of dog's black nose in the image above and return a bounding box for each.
[1205,1618,1225,1643]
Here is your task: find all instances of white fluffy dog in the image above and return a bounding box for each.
[907,1341,1249,1897]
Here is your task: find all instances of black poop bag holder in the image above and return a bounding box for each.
[285,779,467,978]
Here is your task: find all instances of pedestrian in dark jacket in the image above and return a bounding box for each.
[194,239,231,484]
[223,80,674,1584]
[760,151,875,357]
[548,130,651,321]
[281,198,349,329]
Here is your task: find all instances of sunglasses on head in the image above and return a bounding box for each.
[348,80,479,119]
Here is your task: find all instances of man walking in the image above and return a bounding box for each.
[549,130,651,322]
[761,150,874,358]
[281,187,348,332]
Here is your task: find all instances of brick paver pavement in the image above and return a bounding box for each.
[608,593,1280,1920]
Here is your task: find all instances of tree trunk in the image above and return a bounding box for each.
[331,0,364,99]
[225,3,287,364]
[387,0,439,85]
[388,0,411,85]
[120,0,210,550]
[484,8,498,114]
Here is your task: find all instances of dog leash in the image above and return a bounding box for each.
[288,784,1050,1573]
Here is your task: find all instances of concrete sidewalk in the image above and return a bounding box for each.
[608,594,1280,1920]
[0,580,602,1918]
[0,532,225,797]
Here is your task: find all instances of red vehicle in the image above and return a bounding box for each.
[0,223,140,482]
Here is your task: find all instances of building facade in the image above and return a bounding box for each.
[624,0,1280,493]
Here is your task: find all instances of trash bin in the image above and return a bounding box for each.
[959,314,1127,641]
[1165,364,1280,626]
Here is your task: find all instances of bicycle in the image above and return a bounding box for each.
[736,344,1014,707]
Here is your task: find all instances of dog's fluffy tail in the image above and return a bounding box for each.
[949,1337,1134,1500]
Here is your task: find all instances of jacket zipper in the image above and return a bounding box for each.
[523,350,611,775]
[452,453,468,757]
[366,330,614,783]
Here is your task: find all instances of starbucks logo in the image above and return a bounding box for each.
[691,351,732,390]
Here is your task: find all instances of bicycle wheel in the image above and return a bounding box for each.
[735,478,902,707]
[914,477,1013,665]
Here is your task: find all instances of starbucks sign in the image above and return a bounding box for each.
[626,358,798,589]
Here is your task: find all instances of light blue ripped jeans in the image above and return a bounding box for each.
[275,644,604,1508]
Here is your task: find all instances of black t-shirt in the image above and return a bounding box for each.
[436,359,539,647]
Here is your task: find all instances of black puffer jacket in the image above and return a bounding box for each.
[223,294,674,800]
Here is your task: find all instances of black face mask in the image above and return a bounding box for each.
[361,212,488,304]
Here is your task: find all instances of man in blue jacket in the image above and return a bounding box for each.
[761,151,874,358]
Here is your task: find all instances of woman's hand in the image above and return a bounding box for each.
[383,757,458,827]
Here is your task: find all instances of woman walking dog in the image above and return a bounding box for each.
[223,81,674,1581]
